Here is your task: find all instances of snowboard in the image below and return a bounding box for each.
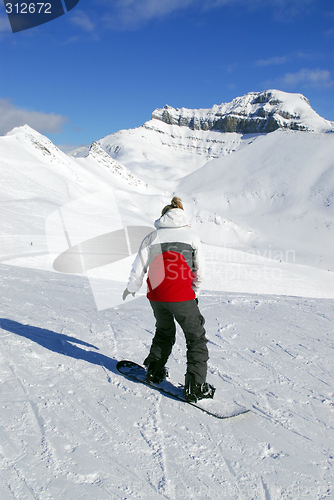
[116,360,250,420]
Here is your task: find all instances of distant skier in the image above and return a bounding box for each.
[123,196,215,402]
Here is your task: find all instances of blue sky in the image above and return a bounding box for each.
[0,0,333,151]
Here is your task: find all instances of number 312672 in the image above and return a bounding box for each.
[5,3,52,14]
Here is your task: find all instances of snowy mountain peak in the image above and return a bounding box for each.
[6,124,37,135]
[4,123,72,163]
[152,90,333,133]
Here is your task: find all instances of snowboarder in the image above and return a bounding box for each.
[123,196,215,402]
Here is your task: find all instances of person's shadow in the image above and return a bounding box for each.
[0,318,117,376]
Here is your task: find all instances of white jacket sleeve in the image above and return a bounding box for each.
[191,237,205,297]
[126,236,151,294]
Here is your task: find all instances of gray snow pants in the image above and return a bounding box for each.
[146,299,209,384]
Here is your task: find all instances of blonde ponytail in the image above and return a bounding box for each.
[161,196,184,215]
[170,196,183,210]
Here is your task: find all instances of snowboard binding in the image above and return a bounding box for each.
[145,360,168,384]
[183,375,216,403]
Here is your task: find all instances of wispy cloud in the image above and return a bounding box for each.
[201,0,314,10]
[101,0,195,30]
[269,0,315,20]
[282,68,333,89]
[0,99,69,135]
[0,0,319,36]
[255,50,325,69]
[193,0,316,21]
[97,0,317,31]
[256,56,288,67]
[41,0,319,36]
[70,9,95,32]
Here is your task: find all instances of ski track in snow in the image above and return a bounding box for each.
[0,264,333,500]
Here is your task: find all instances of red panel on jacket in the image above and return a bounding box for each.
[147,251,195,302]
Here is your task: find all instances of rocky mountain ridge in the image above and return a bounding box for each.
[69,90,333,172]
[151,90,333,134]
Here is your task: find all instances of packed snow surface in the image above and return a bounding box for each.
[0,91,333,499]
[1,265,332,499]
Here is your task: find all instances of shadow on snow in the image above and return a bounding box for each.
[0,318,117,375]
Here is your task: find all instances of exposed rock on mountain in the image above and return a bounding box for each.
[151,90,333,133]
[87,142,148,187]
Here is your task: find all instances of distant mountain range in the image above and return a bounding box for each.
[70,89,333,164]
[0,89,333,274]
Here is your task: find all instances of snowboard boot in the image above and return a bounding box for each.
[183,374,216,403]
[144,360,168,384]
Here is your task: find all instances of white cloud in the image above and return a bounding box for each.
[0,99,69,136]
[70,9,95,32]
[282,69,333,89]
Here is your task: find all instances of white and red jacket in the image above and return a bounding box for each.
[126,209,205,302]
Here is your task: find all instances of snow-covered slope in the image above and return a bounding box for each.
[0,124,156,269]
[1,91,333,500]
[1,124,151,215]
[178,130,334,270]
[76,122,254,188]
[0,264,333,500]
